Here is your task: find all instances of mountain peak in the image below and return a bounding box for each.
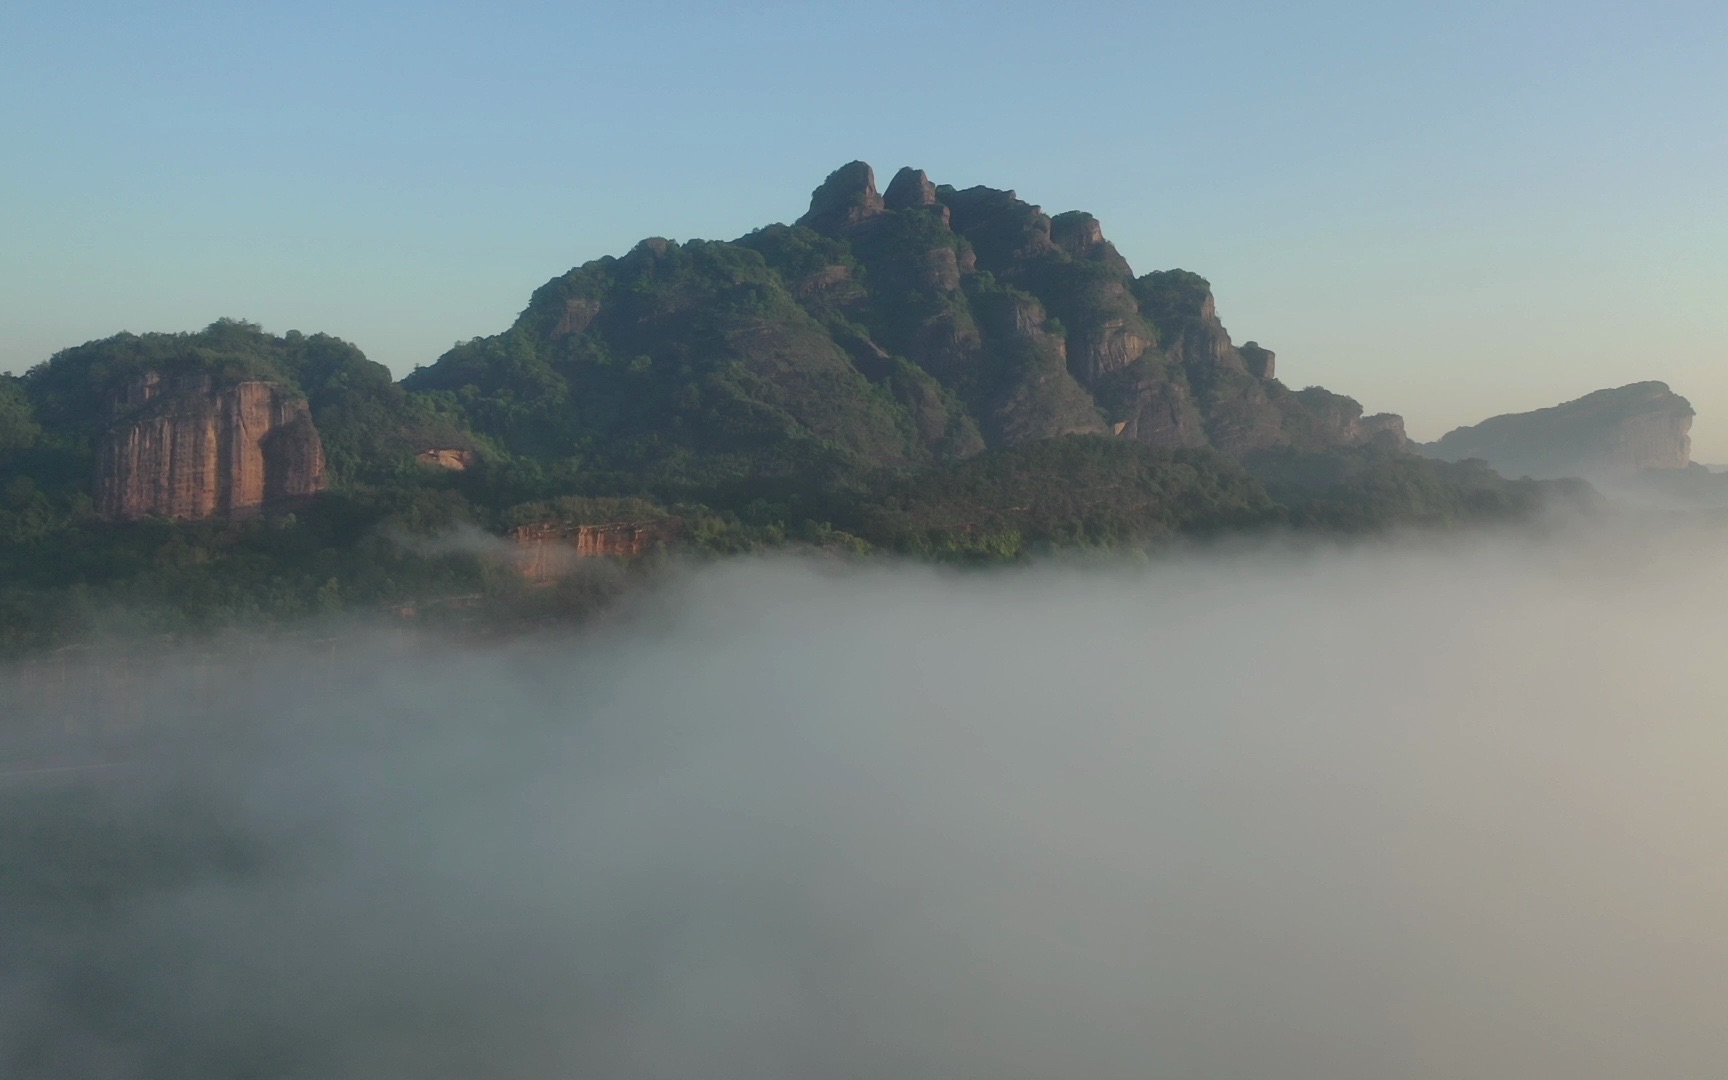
[796,161,885,234]
[883,167,938,210]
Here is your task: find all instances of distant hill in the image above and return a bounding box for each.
[1423,382,1693,480]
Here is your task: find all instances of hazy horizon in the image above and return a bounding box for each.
[4,2,1725,454]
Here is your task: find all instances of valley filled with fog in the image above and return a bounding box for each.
[4,525,1727,1079]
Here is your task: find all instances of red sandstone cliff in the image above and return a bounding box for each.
[511,518,683,580]
[95,376,327,520]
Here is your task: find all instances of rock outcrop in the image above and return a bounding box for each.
[551,297,602,337]
[1239,342,1275,380]
[1359,413,1409,448]
[416,448,476,470]
[796,161,886,235]
[511,518,683,580]
[883,167,939,211]
[1424,382,1693,479]
[95,376,326,520]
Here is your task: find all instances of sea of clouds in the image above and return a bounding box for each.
[3,524,1727,1079]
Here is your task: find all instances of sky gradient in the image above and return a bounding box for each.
[3,1,1724,452]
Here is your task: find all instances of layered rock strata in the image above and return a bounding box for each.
[95,377,326,520]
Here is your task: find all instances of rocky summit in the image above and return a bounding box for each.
[1424,382,1693,479]
[407,161,1408,476]
[14,317,473,523]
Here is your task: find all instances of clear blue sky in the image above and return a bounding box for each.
[3,1,1724,451]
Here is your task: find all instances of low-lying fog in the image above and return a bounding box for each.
[4,526,1728,1079]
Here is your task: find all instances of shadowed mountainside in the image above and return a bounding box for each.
[1424,381,1693,480]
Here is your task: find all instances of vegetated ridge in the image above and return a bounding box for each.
[1424,381,1694,480]
[407,161,1412,480]
[0,163,1586,651]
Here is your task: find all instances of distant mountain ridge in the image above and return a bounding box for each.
[405,161,1408,480]
[1424,382,1693,479]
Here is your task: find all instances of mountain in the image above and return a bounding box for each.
[405,161,1408,485]
[0,165,1591,652]
[1424,382,1693,479]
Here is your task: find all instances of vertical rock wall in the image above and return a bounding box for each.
[96,380,326,520]
[511,519,684,581]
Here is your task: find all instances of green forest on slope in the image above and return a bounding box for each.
[0,164,1590,652]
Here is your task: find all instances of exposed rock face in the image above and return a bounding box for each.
[1108,376,1208,449]
[919,245,963,292]
[511,518,683,580]
[1239,342,1275,380]
[1289,386,1365,444]
[552,297,602,337]
[95,377,326,520]
[796,161,885,234]
[942,184,1060,265]
[848,164,1404,459]
[1070,313,1153,385]
[974,290,1108,443]
[883,167,939,210]
[1049,211,1134,277]
[1134,277,1286,455]
[1051,211,1105,254]
[1359,413,1409,449]
[1425,382,1693,479]
[416,448,475,470]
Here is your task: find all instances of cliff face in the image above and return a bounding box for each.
[1424,382,1692,479]
[95,376,327,520]
[512,519,683,580]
